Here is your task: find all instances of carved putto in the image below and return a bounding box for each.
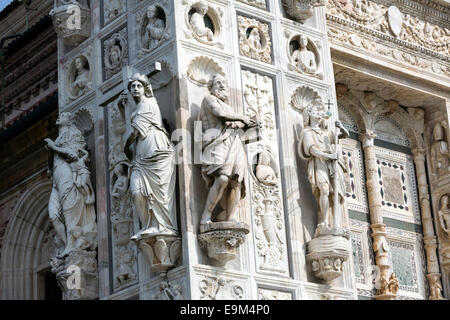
[288,34,322,79]
[66,55,92,100]
[184,0,223,47]
[104,30,128,80]
[283,0,327,23]
[238,16,272,64]
[137,5,170,57]
[430,121,449,178]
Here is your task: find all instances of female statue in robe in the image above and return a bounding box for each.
[124,73,177,238]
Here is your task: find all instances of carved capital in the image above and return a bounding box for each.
[360,131,376,148]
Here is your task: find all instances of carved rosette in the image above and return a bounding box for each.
[134,234,181,274]
[50,4,91,46]
[50,249,98,300]
[306,233,350,283]
[283,0,327,23]
[238,16,272,64]
[198,222,250,267]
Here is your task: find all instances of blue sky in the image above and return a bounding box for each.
[0,0,14,12]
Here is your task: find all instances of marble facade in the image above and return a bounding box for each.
[0,0,449,301]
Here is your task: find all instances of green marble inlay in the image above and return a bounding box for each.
[383,217,422,234]
[391,247,415,287]
[349,210,370,223]
[374,139,411,155]
[357,295,373,300]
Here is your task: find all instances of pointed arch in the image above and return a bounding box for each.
[0,180,52,300]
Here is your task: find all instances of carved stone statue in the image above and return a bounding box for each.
[438,194,450,237]
[198,74,256,225]
[296,98,351,283]
[430,121,449,177]
[428,274,444,300]
[292,35,317,73]
[190,1,214,41]
[143,6,166,50]
[255,151,277,186]
[197,74,256,266]
[297,105,349,235]
[46,112,97,257]
[124,73,177,238]
[71,56,91,98]
[248,28,262,50]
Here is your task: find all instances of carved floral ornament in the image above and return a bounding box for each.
[286,32,323,79]
[137,3,171,57]
[238,16,272,64]
[65,53,93,101]
[326,0,450,57]
[183,0,224,48]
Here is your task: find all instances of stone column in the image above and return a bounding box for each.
[360,132,398,300]
[412,148,445,300]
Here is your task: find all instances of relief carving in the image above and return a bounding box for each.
[238,0,267,10]
[430,121,450,178]
[238,16,272,64]
[104,0,125,25]
[137,4,171,57]
[184,0,223,48]
[438,195,450,239]
[242,70,288,274]
[104,29,128,80]
[66,55,92,101]
[199,276,244,300]
[288,34,323,79]
[327,0,450,56]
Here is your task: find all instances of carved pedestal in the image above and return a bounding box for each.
[50,4,91,46]
[306,230,350,283]
[133,234,181,274]
[282,0,327,23]
[198,222,250,267]
[50,249,98,300]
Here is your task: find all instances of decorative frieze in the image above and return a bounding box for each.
[258,288,292,300]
